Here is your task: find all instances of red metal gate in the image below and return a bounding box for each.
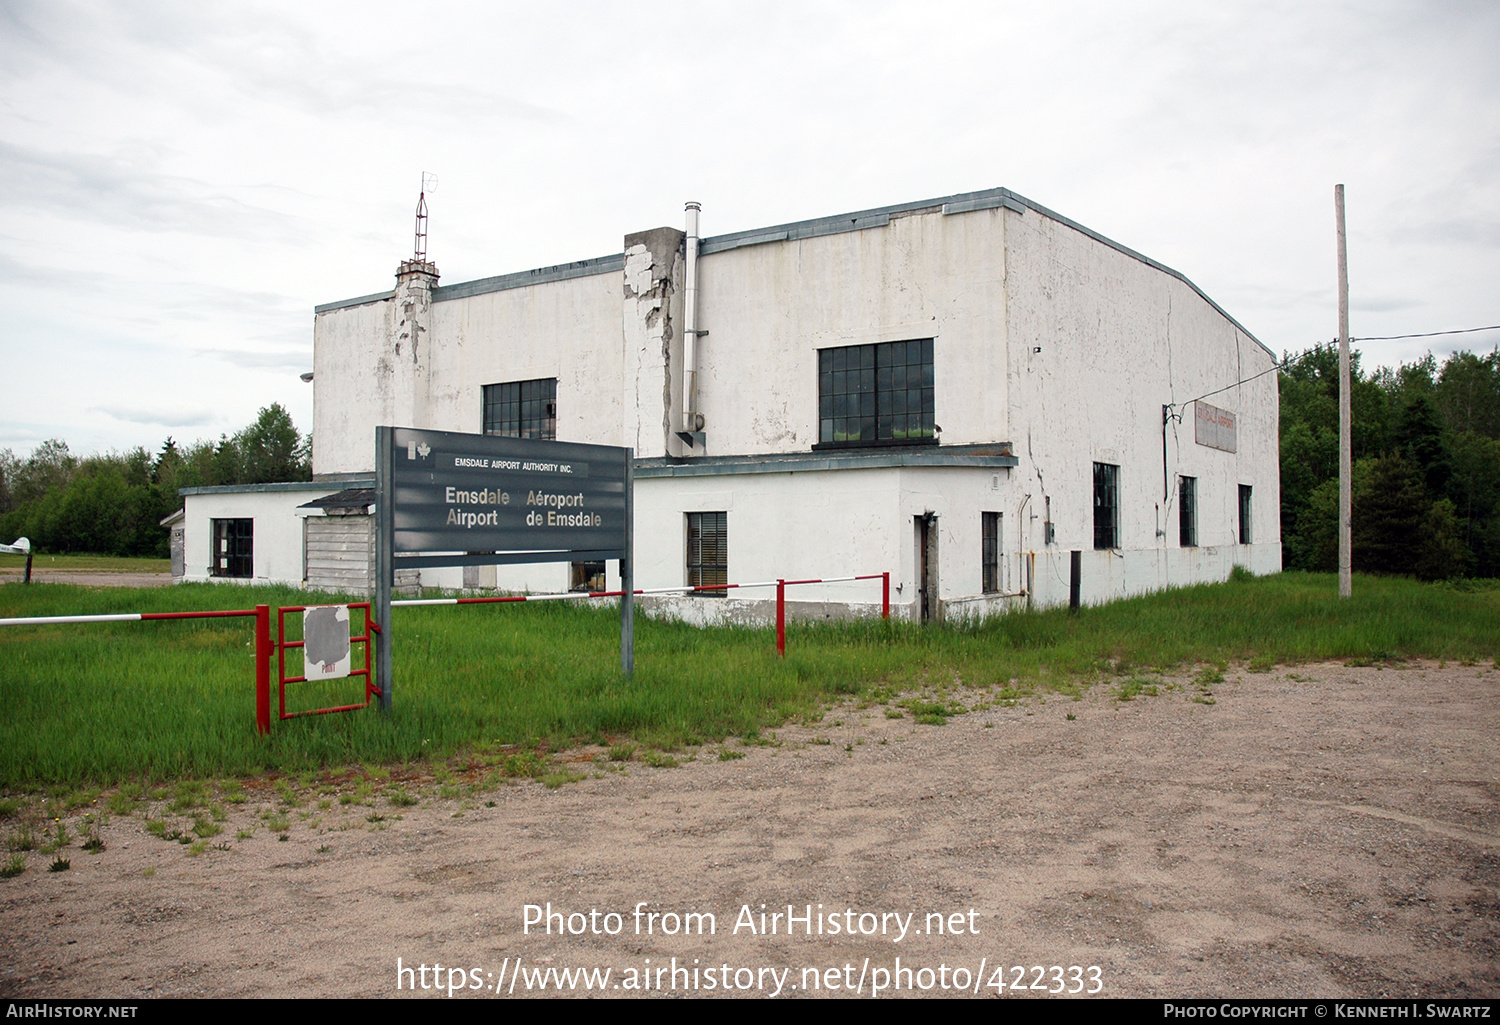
[275,603,378,719]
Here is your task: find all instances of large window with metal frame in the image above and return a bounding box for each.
[212,518,253,578]
[1093,463,1120,550]
[816,339,935,447]
[1179,476,1198,547]
[1238,485,1253,544]
[482,378,556,440]
[686,512,727,596]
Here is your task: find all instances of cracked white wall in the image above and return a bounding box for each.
[691,207,1010,456]
[302,198,1279,611]
[313,268,626,478]
[1003,204,1281,606]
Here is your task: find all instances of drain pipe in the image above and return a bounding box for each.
[681,201,704,436]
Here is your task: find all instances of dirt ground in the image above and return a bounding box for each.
[0,660,1496,1000]
[0,570,172,588]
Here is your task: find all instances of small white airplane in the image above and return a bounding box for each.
[0,537,31,556]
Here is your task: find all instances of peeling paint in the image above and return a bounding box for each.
[303,196,1277,607]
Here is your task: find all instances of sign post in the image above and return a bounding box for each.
[621,450,633,675]
[373,427,634,710]
[375,429,394,711]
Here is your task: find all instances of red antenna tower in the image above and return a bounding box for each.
[414,172,438,261]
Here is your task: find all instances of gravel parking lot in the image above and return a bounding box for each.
[1,660,1496,999]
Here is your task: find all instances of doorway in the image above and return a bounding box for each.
[915,513,938,623]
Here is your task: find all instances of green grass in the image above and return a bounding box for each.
[0,572,1497,784]
[0,553,171,574]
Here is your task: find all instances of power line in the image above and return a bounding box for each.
[1181,362,1284,407]
[1353,324,1500,342]
[1171,323,1499,412]
[1174,349,1319,410]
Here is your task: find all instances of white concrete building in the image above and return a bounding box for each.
[187,187,1281,619]
[177,482,339,587]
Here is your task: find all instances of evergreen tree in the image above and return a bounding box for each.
[1351,453,1426,576]
[236,404,311,484]
[1394,392,1449,496]
[1280,345,1500,580]
[0,405,311,556]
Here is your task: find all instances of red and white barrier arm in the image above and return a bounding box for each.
[389,573,891,608]
[0,609,258,627]
[390,581,782,607]
[0,606,275,736]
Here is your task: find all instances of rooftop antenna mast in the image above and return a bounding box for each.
[414,172,438,262]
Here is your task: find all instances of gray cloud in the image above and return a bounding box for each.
[0,252,304,316]
[0,250,116,291]
[193,347,309,372]
[94,404,218,428]
[0,138,305,240]
[1352,297,1423,313]
[0,1,570,127]
[1400,219,1500,249]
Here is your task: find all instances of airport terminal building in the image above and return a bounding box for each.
[180,186,1281,621]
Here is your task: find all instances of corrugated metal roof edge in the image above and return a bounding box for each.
[314,290,393,315]
[635,443,1019,479]
[312,186,1272,360]
[431,252,627,301]
[178,481,363,497]
[297,487,375,510]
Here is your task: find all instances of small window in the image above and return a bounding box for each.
[982,512,1002,593]
[1238,485,1253,544]
[816,339,935,448]
[483,378,556,440]
[1093,463,1119,550]
[212,518,253,578]
[570,561,605,593]
[1179,476,1197,547]
[686,512,727,596]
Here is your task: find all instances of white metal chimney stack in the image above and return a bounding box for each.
[682,201,704,437]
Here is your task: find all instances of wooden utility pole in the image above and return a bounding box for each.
[1336,184,1352,599]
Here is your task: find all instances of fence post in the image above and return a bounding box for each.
[881,571,890,620]
[254,604,271,735]
[776,579,786,656]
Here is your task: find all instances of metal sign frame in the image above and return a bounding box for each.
[374,426,635,710]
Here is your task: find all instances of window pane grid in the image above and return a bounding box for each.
[982,512,1001,594]
[212,518,252,578]
[1179,476,1197,548]
[686,512,727,595]
[483,378,556,440]
[1093,463,1119,550]
[817,340,934,446]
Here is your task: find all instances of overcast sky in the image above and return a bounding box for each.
[1,0,1497,459]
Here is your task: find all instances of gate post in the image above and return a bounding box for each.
[776,579,786,656]
[254,604,271,735]
[881,571,890,620]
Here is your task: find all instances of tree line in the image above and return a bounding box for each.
[1279,346,1500,580]
[0,404,310,560]
[4,356,1498,580]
